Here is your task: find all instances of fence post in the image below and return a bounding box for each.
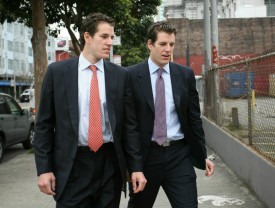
[246,61,253,145]
[213,67,221,125]
[232,107,239,128]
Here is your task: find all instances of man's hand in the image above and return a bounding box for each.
[37,172,56,195]
[131,172,147,193]
[205,159,215,177]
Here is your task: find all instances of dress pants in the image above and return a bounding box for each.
[57,143,122,208]
[128,140,198,208]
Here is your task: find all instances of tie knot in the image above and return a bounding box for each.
[158,68,164,77]
[89,65,97,72]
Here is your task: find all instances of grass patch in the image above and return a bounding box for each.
[226,122,242,131]
[27,148,34,154]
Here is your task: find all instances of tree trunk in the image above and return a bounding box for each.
[30,0,47,119]
[66,26,81,55]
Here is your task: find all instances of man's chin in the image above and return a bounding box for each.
[162,61,170,65]
[103,55,110,59]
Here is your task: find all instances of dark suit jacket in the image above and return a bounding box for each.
[34,57,142,200]
[127,60,207,170]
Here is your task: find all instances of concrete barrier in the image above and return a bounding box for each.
[202,117,275,208]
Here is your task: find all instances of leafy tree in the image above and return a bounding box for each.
[0,0,47,112]
[0,0,161,107]
[43,0,161,65]
[45,0,161,65]
[117,16,154,66]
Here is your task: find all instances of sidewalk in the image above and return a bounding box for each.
[0,145,266,208]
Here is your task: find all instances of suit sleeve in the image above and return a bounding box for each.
[122,72,143,173]
[33,64,55,176]
[187,69,207,161]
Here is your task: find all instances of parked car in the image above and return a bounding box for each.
[20,89,31,102]
[0,93,34,163]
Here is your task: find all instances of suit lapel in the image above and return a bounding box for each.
[138,62,154,113]
[64,58,79,136]
[104,61,117,131]
[170,63,182,110]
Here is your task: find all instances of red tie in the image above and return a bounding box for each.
[88,65,103,152]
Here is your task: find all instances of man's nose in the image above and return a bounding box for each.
[107,37,113,46]
[165,45,172,51]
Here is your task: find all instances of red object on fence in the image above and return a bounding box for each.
[212,45,218,65]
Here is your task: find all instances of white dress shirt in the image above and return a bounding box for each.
[78,54,112,146]
[148,58,184,141]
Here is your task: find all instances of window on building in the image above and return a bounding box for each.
[8,59,13,70]
[14,42,19,52]
[20,42,25,53]
[7,23,13,33]
[28,47,33,56]
[21,60,25,72]
[48,41,51,47]
[20,25,24,35]
[0,56,2,69]
[14,60,19,70]
[28,29,33,38]
[29,63,33,73]
[265,0,275,16]
[14,23,20,35]
[8,41,13,51]
[47,52,52,61]
[2,39,5,49]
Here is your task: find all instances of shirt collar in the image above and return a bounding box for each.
[148,57,170,75]
[79,53,104,72]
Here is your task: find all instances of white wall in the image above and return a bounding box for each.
[235,5,267,17]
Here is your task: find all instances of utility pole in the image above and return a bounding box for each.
[211,0,221,124]
[203,0,212,117]
[211,0,219,67]
[186,19,190,67]
[204,0,211,70]
[13,73,17,99]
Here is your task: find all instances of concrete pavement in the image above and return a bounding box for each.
[0,145,266,208]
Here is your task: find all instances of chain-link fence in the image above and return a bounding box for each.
[203,49,275,163]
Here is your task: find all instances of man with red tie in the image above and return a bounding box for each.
[127,21,214,208]
[33,13,146,208]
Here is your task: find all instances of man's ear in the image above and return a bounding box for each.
[84,32,91,43]
[147,39,152,51]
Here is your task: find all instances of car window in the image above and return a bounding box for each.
[5,96,22,115]
[22,89,30,94]
[0,96,10,114]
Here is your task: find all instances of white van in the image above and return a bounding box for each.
[20,89,31,102]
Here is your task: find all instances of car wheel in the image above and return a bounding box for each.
[22,125,34,150]
[0,137,4,163]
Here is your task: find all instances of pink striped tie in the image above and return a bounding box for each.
[88,65,103,152]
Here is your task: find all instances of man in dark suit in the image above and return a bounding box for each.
[127,21,214,208]
[33,13,146,208]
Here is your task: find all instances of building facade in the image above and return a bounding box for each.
[158,0,273,20]
[0,21,56,98]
